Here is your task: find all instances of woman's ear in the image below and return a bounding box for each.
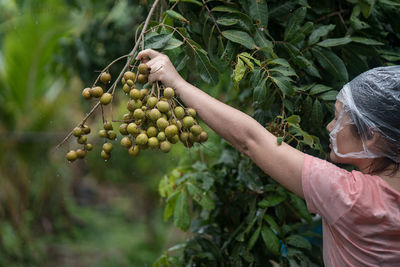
[365,128,381,149]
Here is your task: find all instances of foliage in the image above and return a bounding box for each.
[146,0,400,266]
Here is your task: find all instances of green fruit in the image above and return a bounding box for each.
[66,150,78,162]
[82,88,91,99]
[120,136,132,148]
[128,145,140,157]
[183,116,195,128]
[147,97,158,108]
[76,149,86,158]
[179,132,189,143]
[90,86,103,98]
[157,101,170,113]
[123,113,131,122]
[85,143,93,151]
[124,71,136,81]
[101,150,111,160]
[136,133,148,145]
[127,99,142,111]
[137,74,148,84]
[82,124,91,134]
[119,123,128,135]
[100,93,112,105]
[157,132,166,141]
[199,131,208,143]
[187,108,197,117]
[103,121,113,130]
[100,72,111,84]
[165,125,178,138]
[149,109,161,121]
[140,89,148,99]
[174,106,185,120]
[148,137,159,149]
[126,79,134,86]
[73,127,82,137]
[78,135,87,144]
[123,84,131,94]
[160,141,172,153]
[134,109,145,120]
[107,130,117,140]
[130,89,141,99]
[127,123,140,135]
[189,132,200,143]
[163,87,175,99]
[99,129,107,138]
[103,142,113,153]
[121,78,126,85]
[190,125,202,136]
[138,63,150,75]
[168,134,179,144]
[156,118,169,130]
[147,126,158,137]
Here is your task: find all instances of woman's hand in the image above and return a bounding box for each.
[136,49,185,89]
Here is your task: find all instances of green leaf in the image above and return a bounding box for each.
[258,192,286,208]
[286,115,301,124]
[312,46,348,83]
[253,77,267,102]
[261,226,280,255]
[289,193,312,223]
[222,30,256,49]
[277,136,284,145]
[350,37,384,45]
[286,235,311,251]
[166,10,189,23]
[193,47,219,85]
[308,24,336,45]
[164,37,184,50]
[239,52,261,67]
[268,58,291,68]
[309,84,332,95]
[270,66,297,77]
[378,0,400,6]
[319,90,338,101]
[254,29,273,50]
[270,76,294,95]
[239,55,254,70]
[284,7,307,41]
[164,190,180,221]
[169,0,203,6]
[359,0,375,18]
[263,215,279,233]
[211,6,241,13]
[317,37,352,47]
[248,226,261,250]
[310,99,323,128]
[234,58,246,83]
[186,182,215,210]
[216,18,238,26]
[173,191,190,231]
[249,0,268,27]
[145,33,173,50]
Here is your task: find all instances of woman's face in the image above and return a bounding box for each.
[326,101,364,164]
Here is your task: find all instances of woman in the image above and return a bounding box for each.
[136,49,400,266]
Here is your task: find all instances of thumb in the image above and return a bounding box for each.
[136,49,162,60]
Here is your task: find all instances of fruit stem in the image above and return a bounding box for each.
[56,0,161,150]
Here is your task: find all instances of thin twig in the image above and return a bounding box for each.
[56,0,161,150]
[201,0,222,35]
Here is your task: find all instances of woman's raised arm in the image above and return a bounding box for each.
[137,49,306,198]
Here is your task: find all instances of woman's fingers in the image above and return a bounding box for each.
[136,49,162,61]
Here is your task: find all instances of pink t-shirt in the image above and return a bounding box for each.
[302,154,400,267]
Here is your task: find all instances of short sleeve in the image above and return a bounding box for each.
[302,154,363,224]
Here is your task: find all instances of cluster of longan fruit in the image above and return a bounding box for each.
[66,62,207,162]
[65,124,93,161]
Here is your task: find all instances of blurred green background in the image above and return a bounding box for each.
[0,0,222,265]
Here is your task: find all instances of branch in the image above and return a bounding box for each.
[201,0,222,35]
[56,0,161,150]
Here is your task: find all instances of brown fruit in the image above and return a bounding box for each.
[138,63,150,75]
[90,86,103,98]
[124,71,136,81]
[127,79,134,86]
[99,129,107,138]
[199,131,208,143]
[103,142,113,153]
[82,88,91,99]
[107,130,117,140]
[72,127,82,137]
[119,123,129,135]
[130,89,141,99]
[190,125,202,136]
[128,145,140,157]
[66,150,78,162]
[137,74,148,84]
[101,150,111,160]
[78,135,87,144]
[100,72,111,84]
[76,149,86,158]
[82,124,91,134]
[103,121,113,130]
[148,137,159,149]
[160,141,172,153]
[100,93,112,105]
[120,136,132,148]
[163,87,175,99]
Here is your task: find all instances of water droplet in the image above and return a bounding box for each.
[104,160,108,162]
